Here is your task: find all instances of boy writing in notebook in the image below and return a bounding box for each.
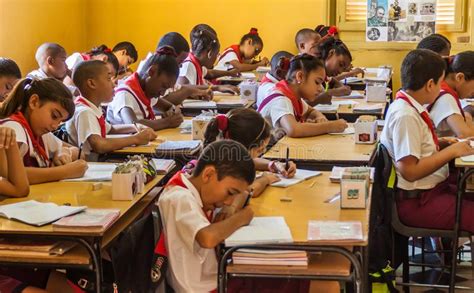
[158,140,255,293]
[66,60,157,161]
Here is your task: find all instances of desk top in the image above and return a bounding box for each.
[250,172,369,246]
[264,134,375,165]
[455,157,474,168]
[0,175,164,238]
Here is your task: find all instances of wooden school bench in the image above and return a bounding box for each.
[218,172,370,293]
[0,175,166,293]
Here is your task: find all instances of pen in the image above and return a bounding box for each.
[77,143,83,160]
[133,122,140,133]
[285,147,289,171]
[243,189,253,207]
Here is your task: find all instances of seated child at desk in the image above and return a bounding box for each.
[107,47,184,130]
[257,51,294,107]
[381,49,474,233]
[111,41,139,78]
[0,126,29,197]
[295,28,320,56]
[158,140,255,293]
[215,28,269,72]
[27,43,68,82]
[177,28,239,93]
[417,33,451,57]
[0,78,87,184]
[0,58,21,102]
[66,60,157,161]
[258,54,347,138]
[428,51,474,138]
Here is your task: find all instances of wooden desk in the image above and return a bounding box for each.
[181,95,255,117]
[0,175,165,292]
[218,172,369,292]
[264,134,376,171]
[455,157,474,168]
[319,98,388,123]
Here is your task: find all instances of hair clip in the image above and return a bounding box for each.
[23,78,34,92]
[103,47,112,53]
[249,28,259,36]
[328,26,339,36]
[278,57,290,71]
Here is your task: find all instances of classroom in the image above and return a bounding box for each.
[0,0,473,292]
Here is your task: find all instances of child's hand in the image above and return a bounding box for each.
[314,115,329,123]
[228,69,241,77]
[217,85,240,95]
[448,140,474,158]
[0,127,16,149]
[262,172,281,186]
[350,68,365,77]
[63,159,88,179]
[258,57,269,66]
[164,112,184,128]
[134,128,157,145]
[214,205,237,223]
[272,161,296,178]
[238,206,254,226]
[191,88,213,101]
[328,119,348,133]
[53,152,73,166]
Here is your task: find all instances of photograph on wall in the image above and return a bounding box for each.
[388,0,407,21]
[367,0,388,27]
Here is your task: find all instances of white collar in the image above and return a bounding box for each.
[180,173,203,208]
[399,90,427,114]
[76,96,104,118]
[265,72,279,83]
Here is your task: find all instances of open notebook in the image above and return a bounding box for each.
[62,163,116,182]
[53,208,120,231]
[337,90,365,99]
[270,169,322,188]
[225,217,293,246]
[181,100,217,108]
[156,140,202,155]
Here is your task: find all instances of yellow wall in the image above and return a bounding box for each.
[0,0,87,75]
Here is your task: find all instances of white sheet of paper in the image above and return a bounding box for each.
[461,155,474,162]
[314,104,339,112]
[332,100,359,106]
[270,169,322,187]
[337,91,365,99]
[240,72,256,79]
[329,126,355,135]
[181,100,217,108]
[225,217,293,246]
[62,163,116,182]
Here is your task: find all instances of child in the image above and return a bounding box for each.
[215,28,269,71]
[0,78,88,184]
[66,60,157,161]
[177,28,239,92]
[0,57,21,102]
[257,51,294,107]
[203,109,297,198]
[107,47,184,130]
[112,41,138,76]
[0,126,29,197]
[27,43,68,82]
[381,49,474,233]
[295,28,321,56]
[158,140,255,293]
[258,54,347,138]
[417,33,451,57]
[428,51,474,138]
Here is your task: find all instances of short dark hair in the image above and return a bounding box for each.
[416,34,451,55]
[157,32,190,55]
[112,41,138,63]
[401,49,446,91]
[190,28,220,56]
[318,37,352,62]
[0,58,21,78]
[240,28,263,48]
[72,60,108,91]
[447,51,474,81]
[286,54,325,82]
[138,47,179,78]
[295,28,319,48]
[193,140,256,185]
[87,45,120,74]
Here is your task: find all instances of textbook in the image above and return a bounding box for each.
[156,140,201,155]
[0,200,86,226]
[62,163,116,182]
[0,239,77,256]
[233,249,308,266]
[53,208,120,231]
[307,221,363,241]
[225,217,293,246]
[270,169,321,188]
[151,159,176,174]
[353,103,385,113]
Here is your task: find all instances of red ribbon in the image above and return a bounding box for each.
[123,72,156,120]
[75,97,107,137]
[187,53,204,85]
[275,80,304,122]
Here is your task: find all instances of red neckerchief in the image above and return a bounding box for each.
[396,91,439,150]
[75,97,106,137]
[122,72,156,120]
[218,45,243,63]
[260,73,277,85]
[80,53,91,61]
[187,53,204,85]
[441,81,465,119]
[9,112,50,165]
[275,80,304,122]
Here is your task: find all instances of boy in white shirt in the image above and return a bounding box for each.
[380,49,474,233]
[66,60,156,161]
[158,140,255,293]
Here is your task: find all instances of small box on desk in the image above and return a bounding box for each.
[354,115,378,144]
[112,170,145,200]
[365,79,387,103]
[192,114,215,140]
[340,167,371,209]
[239,80,258,101]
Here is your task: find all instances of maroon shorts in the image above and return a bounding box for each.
[0,275,28,293]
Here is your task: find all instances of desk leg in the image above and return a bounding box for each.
[76,238,102,293]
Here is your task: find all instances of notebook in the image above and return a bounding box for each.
[307,221,363,241]
[240,72,257,79]
[270,169,322,187]
[314,104,339,112]
[0,200,86,226]
[232,249,308,266]
[332,100,359,106]
[329,126,355,135]
[217,98,248,107]
[181,100,217,108]
[329,166,375,183]
[461,155,474,162]
[53,208,120,231]
[62,163,116,182]
[225,217,293,246]
[256,66,271,73]
[0,239,77,256]
[156,140,201,155]
[353,103,385,113]
[337,90,365,99]
[151,159,176,174]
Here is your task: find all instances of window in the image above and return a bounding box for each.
[337,0,466,32]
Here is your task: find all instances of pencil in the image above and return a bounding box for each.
[285,147,289,171]
[133,122,140,133]
[77,143,83,160]
[243,189,253,207]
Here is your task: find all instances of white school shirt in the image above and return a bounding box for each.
[158,173,217,293]
[26,69,48,79]
[380,91,449,190]
[1,120,62,167]
[106,85,157,124]
[66,52,86,70]
[178,58,208,86]
[258,88,310,129]
[256,73,279,108]
[65,97,112,161]
[429,92,463,138]
[215,49,239,70]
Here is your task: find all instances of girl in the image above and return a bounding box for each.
[417,33,451,57]
[257,51,293,107]
[177,28,239,93]
[215,28,269,72]
[429,51,474,138]
[0,57,21,102]
[0,78,88,184]
[106,47,184,131]
[258,54,347,138]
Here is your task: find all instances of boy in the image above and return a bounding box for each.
[295,28,321,56]
[112,41,138,78]
[66,60,157,161]
[381,49,474,233]
[27,43,68,81]
[0,57,21,102]
[256,51,293,107]
[158,140,255,293]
